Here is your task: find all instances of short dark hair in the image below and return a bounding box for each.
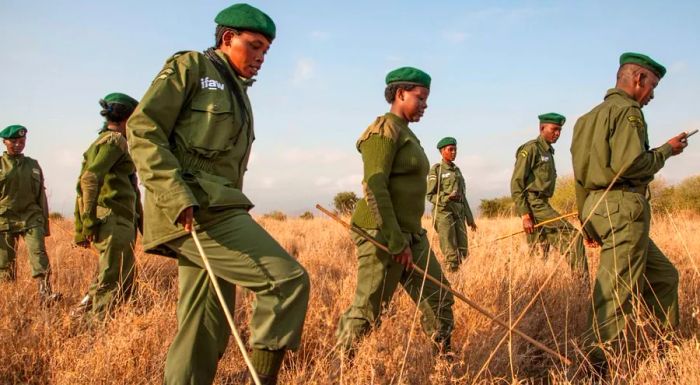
[99,99,134,123]
[215,25,240,47]
[384,83,416,104]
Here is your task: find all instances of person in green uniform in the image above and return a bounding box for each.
[427,137,477,272]
[571,52,688,374]
[126,4,309,385]
[510,113,588,274]
[72,93,143,320]
[0,125,59,302]
[335,67,455,355]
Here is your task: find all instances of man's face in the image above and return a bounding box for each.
[440,144,457,162]
[634,70,660,107]
[220,30,271,78]
[3,137,26,155]
[396,86,430,122]
[540,123,562,144]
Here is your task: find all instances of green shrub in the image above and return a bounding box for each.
[479,196,515,218]
[263,210,287,221]
[299,211,314,220]
[333,191,359,215]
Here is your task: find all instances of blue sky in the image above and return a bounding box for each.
[1,1,699,215]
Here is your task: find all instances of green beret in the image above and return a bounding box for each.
[103,92,139,110]
[0,125,28,139]
[385,66,431,89]
[538,112,566,126]
[437,137,457,149]
[619,52,666,79]
[215,3,276,42]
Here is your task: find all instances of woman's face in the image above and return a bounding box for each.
[220,30,271,79]
[440,144,457,162]
[395,86,430,122]
[3,137,26,156]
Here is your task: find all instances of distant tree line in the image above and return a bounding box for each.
[478,174,700,218]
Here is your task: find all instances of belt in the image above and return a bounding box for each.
[608,183,647,195]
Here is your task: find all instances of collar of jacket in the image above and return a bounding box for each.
[536,135,554,154]
[214,49,256,89]
[440,160,456,169]
[604,87,640,108]
[2,152,24,160]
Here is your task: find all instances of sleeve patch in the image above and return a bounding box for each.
[519,150,528,158]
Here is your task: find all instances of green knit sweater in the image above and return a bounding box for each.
[351,112,430,254]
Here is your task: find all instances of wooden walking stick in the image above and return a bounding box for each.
[316,204,572,365]
[492,211,579,242]
[190,228,262,385]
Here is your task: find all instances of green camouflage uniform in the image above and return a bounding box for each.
[510,135,587,273]
[0,152,50,281]
[572,88,679,362]
[74,129,142,318]
[336,112,455,350]
[127,49,309,384]
[426,161,475,270]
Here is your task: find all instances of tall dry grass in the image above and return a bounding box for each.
[1,213,699,384]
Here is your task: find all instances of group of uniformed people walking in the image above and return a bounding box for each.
[0,3,693,384]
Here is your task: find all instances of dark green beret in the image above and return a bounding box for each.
[385,66,431,89]
[215,3,276,42]
[0,125,28,139]
[103,92,139,110]
[538,112,566,126]
[619,52,666,79]
[437,137,457,149]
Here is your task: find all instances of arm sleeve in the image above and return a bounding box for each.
[126,54,199,225]
[359,134,407,254]
[131,173,144,235]
[510,147,533,216]
[37,167,50,236]
[80,143,123,216]
[464,198,475,226]
[426,165,438,205]
[610,107,673,181]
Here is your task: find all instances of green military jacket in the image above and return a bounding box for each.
[510,135,557,216]
[127,49,255,256]
[74,130,142,243]
[0,152,49,234]
[426,161,475,226]
[351,112,430,254]
[571,88,673,214]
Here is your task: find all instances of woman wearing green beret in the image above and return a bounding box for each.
[72,93,143,320]
[0,124,59,303]
[336,67,455,355]
[127,4,308,385]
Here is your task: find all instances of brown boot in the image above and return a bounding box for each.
[38,275,62,304]
[248,373,277,385]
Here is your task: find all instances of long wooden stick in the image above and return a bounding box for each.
[316,204,571,366]
[190,228,262,385]
[492,211,579,242]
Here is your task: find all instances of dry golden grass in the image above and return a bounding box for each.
[1,213,699,384]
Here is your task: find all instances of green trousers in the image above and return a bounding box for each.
[0,226,49,281]
[433,206,468,270]
[88,213,136,318]
[582,190,679,362]
[336,228,455,350]
[163,210,310,385]
[527,194,588,274]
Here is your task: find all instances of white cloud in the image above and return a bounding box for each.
[281,147,349,163]
[669,61,688,74]
[310,30,331,41]
[442,31,469,44]
[292,58,315,85]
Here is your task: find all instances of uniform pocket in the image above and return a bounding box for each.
[621,192,645,222]
[193,171,253,210]
[179,95,240,158]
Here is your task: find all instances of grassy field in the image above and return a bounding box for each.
[1,213,699,384]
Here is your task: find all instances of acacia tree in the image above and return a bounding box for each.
[333,191,359,215]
